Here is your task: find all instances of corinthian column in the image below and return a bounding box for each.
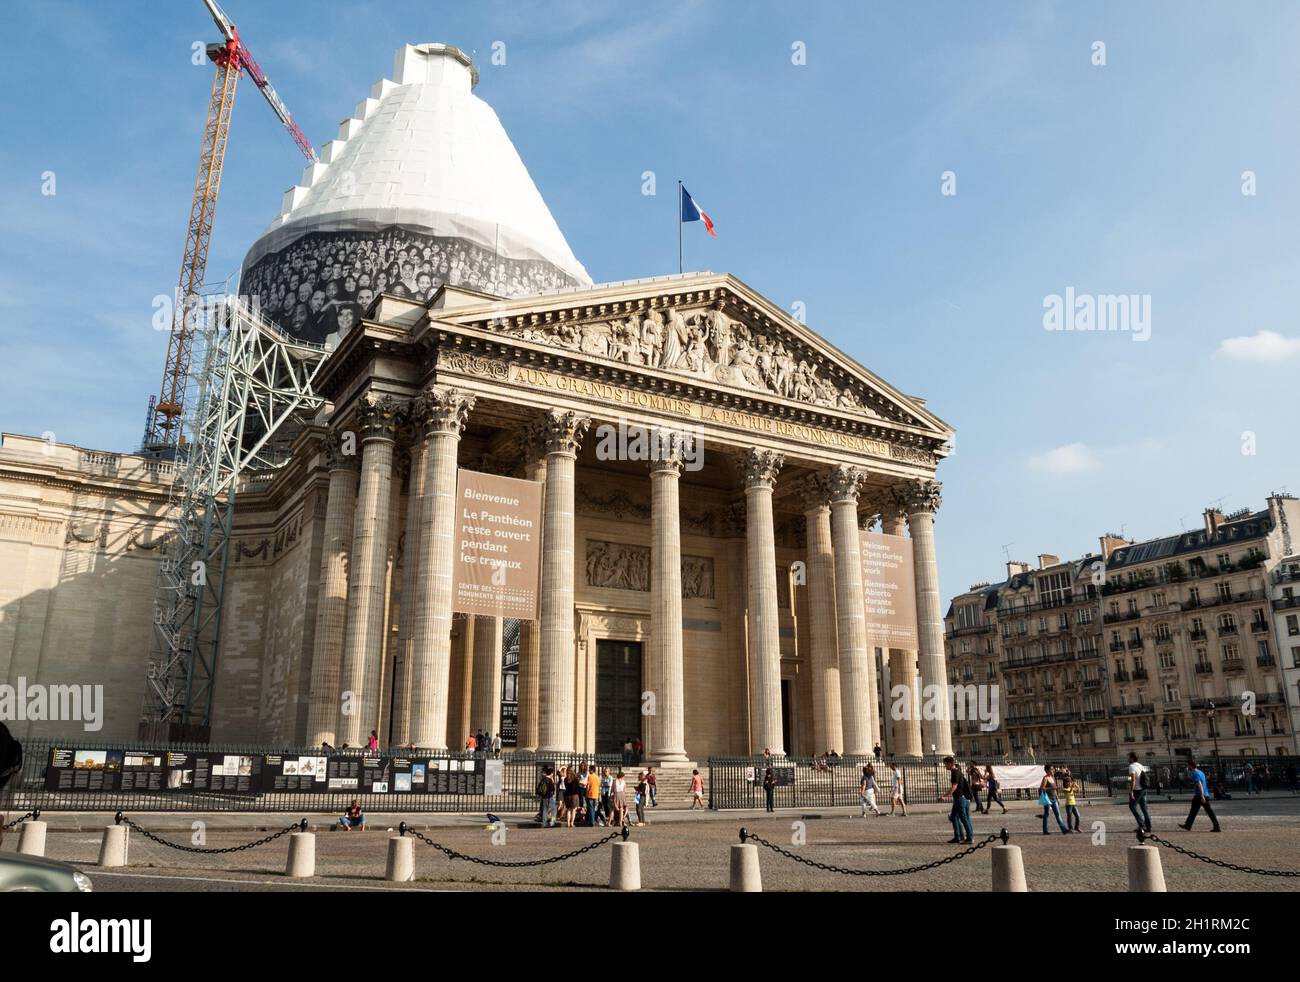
[903,478,952,755]
[470,614,504,736]
[537,410,591,753]
[647,431,688,762]
[336,395,400,746]
[800,473,843,755]
[389,430,428,746]
[742,448,785,756]
[408,386,475,750]
[882,496,923,757]
[515,421,547,751]
[305,432,359,747]
[829,464,876,755]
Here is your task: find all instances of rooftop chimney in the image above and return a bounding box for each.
[1037,553,1060,570]
[1006,560,1030,579]
[1203,508,1225,536]
[1098,534,1130,561]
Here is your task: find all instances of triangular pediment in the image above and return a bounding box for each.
[425,272,953,447]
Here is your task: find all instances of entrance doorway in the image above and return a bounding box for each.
[596,639,643,756]
[780,679,792,756]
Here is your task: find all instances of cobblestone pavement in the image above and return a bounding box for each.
[5,794,1298,892]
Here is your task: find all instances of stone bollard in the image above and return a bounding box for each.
[386,834,414,882]
[729,843,762,892]
[285,831,316,878]
[17,820,48,858]
[98,825,128,868]
[991,844,1027,892]
[609,840,641,890]
[1127,845,1167,892]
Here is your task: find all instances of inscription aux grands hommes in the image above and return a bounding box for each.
[441,353,936,464]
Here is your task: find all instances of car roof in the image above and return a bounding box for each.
[0,850,81,874]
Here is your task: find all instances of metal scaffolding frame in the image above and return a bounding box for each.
[144,293,327,731]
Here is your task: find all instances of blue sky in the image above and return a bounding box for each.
[2,0,1298,601]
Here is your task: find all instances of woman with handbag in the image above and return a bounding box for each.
[1038,763,1069,834]
[984,764,1007,815]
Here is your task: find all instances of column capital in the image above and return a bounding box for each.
[827,464,866,503]
[518,416,550,466]
[323,429,361,472]
[794,471,835,513]
[858,510,880,532]
[647,427,690,476]
[356,393,402,442]
[900,478,943,516]
[741,448,784,491]
[543,409,592,456]
[414,386,475,437]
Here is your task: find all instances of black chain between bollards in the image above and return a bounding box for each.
[2,808,39,830]
[113,812,309,855]
[737,826,1007,877]
[1136,829,1300,878]
[398,819,625,868]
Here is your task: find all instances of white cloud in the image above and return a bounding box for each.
[1217,330,1300,362]
[1028,442,1098,475]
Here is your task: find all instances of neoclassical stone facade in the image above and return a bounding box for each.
[0,272,957,761]
[210,271,957,759]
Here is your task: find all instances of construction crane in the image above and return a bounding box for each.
[142,0,315,455]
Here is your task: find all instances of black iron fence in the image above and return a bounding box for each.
[2,738,620,815]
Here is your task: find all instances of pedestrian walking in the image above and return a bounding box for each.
[1038,764,1069,835]
[585,764,601,827]
[634,736,643,763]
[367,730,379,751]
[1063,774,1082,832]
[1126,751,1153,833]
[622,738,633,766]
[690,768,705,809]
[612,770,628,827]
[599,767,613,825]
[889,762,908,816]
[984,764,1007,814]
[968,762,986,814]
[762,766,775,812]
[1287,763,1298,795]
[492,733,502,758]
[859,764,882,816]
[563,766,581,828]
[634,770,649,826]
[537,765,557,827]
[1180,760,1222,832]
[942,756,973,844]
[647,766,658,807]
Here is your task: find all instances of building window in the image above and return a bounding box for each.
[1222,643,1239,661]
[1287,615,1299,637]
[1164,682,1179,702]
[1217,581,1232,601]
[1159,649,1175,669]
[1188,587,1200,606]
[1127,598,1138,614]
[1217,553,1231,570]
[1171,718,1188,739]
[1153,591,1166,609]
[1155,623,1171,642]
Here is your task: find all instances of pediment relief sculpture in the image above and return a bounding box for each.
[490,302,916,426]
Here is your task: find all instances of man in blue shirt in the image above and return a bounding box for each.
[1180,760,1222,832]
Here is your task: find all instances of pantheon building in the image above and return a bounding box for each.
[0,44,955,763]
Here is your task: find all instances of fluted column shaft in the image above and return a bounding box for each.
[648,445,687,762]
[882,507,923,757]
[515,443,547,751]
[305,444,358,746]
[906,481,952,754]
[337,398,399,745]
[469,615,504,736]
[742,449,785,756]
[804,496,843,755]
[537,411,590,753]
[830,466,875,755]
[408,388,474,750]
[389,438,428,746]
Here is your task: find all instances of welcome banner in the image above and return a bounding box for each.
[452,468,543,619]
[859,530,919,649]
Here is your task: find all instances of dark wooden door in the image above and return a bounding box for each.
[596,640,643,755]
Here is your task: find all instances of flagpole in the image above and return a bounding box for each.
[677,179,683,274]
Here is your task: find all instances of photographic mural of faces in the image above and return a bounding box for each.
[242,226,581,345]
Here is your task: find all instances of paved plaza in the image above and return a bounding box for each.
[7,793,1298,892]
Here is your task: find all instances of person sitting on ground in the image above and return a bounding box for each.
[339,799,366,831]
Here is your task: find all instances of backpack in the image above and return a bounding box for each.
[535,775,551,798]
[1138,768,1149,790]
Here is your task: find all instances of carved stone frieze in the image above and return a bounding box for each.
[585,539,715,599]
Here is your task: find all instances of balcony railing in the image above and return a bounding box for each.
[1273,595,1300,611]
[1109,642,1127,653]
[1194,662,1214,675]
[1113,703,1155,716]
[1132,669,1149,681]
[1257,654,1276,668]
[1113,670,1131,682]
[1081,678,1102,689]
[1189,630,1207,641]
[1250,621,1270,634]
[1127,638,1144,649]
[1220,658,1245,673]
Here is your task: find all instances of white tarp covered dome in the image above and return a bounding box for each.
[241,42,591,343]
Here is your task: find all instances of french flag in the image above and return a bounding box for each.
[680,185,716,237]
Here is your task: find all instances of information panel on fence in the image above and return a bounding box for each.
[45,747,493,797]
[452,468,543,620]
[859,530,919,649]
